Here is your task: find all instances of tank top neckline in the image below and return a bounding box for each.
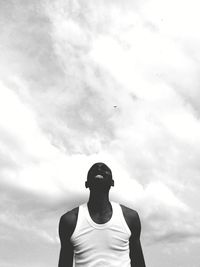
[84,201,115,229]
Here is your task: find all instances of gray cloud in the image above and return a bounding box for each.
[0,180,85,267]
[0,183,57,266]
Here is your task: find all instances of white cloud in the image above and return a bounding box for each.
[1,0,200,267]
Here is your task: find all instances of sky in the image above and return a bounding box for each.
[0,0,200,266]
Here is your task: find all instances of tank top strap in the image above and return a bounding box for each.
[111,202,131,235]
[70,204,85,241]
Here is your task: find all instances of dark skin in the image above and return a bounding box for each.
[58,183,146,267]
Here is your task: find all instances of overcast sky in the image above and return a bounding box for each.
[1,0,200,266]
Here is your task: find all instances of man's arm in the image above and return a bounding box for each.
[129,211,146,267]
[58,208,78,267]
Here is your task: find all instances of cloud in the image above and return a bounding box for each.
[1,0,200,267]
[0,182,58,267]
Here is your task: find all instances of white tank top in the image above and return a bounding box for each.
[70,201,131,267]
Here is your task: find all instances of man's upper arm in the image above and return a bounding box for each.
[129,211,146,267]
[58,208,78,267]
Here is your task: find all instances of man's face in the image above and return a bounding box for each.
[86,162,113,191]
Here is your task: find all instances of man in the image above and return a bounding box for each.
[58,162,146,267]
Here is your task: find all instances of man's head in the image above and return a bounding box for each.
[85,162,114,191]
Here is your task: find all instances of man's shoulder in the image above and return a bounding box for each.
[119,204,141,235]
[59,206,79,237]
[60,206,79,226]
[120,204,139,218]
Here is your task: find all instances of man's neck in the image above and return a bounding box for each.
[88,192,111,214]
